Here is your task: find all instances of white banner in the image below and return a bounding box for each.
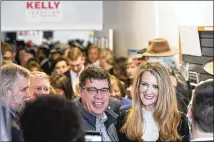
[17,31,43,45]
[179,27,202,56]
[25,1,62,23]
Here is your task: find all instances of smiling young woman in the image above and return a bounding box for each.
[120,61,190,142]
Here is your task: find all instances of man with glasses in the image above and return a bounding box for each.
[29,71,50,98]
[73,65,119,141]
[64,47,85,94]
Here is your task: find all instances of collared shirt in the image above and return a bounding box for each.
[95,112,112,141]
[70,70,79,93]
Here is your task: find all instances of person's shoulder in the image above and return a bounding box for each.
[106,107,119,120]
[71,97,80,105]
[109,97,121,106]
[109,97,121,115]
[178,111,190,141]
[121,97,132,104]
[119,108,132,122]
[64,70,70,77]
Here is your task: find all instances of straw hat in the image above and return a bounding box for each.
[203,60,213,75]
[142,38,179,57]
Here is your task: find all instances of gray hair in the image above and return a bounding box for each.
[148,56,179,72]
[0,63,30,105]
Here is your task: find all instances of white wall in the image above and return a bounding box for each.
[157,1,213,49]
[103,1,157,57]
[102,1,213,57]
[1,1,103,31]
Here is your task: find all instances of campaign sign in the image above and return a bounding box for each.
[25,1,62,23]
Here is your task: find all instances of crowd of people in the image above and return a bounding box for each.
[0,38,213,142]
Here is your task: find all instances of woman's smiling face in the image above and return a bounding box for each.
[139,71,159,109]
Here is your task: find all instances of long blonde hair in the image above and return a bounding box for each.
[121,61,182,141]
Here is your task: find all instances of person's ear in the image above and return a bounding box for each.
[188,107,196,129]
[6,88,12,98]
[188,107,192,117]
[188,107,193,120]
[5,88,14,106]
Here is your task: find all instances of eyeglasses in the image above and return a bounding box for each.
[81,86,110,96]
[31,86,50,92]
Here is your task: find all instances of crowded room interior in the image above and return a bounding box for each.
[1,1,213,142]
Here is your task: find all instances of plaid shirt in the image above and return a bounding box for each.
[95,112,111,141]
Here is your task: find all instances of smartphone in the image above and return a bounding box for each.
[84,131,102,142]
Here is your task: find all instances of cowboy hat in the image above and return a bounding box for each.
[203,60,213,75]
[142,38,179,57]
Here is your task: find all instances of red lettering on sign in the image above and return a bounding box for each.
[26,2,33,9]
[41,2,47,9]
[54,2,60,9]
[35,2,40,9]
[26,1,60,9]
[49,2,54,9]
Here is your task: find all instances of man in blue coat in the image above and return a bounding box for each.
[0,63,31,142]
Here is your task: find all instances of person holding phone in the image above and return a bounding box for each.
[73,65,119,141]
